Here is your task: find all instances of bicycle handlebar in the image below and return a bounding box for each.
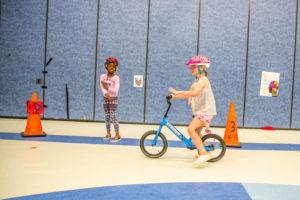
[166,95,172,104]
[164,95,172,118]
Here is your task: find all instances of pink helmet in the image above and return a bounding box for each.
[186,56,210,68]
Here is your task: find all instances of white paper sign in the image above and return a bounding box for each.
[260,71,280,97]
[134,75,143,87]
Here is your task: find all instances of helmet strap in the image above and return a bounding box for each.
[198,65,205,75]
[193,65,205,80]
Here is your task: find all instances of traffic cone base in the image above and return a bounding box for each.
[224,102,241,148]
[21,131,46,137]
[226,143,242,148]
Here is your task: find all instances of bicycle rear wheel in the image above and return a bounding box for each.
[140,130,168,158]
[202,134,226,162]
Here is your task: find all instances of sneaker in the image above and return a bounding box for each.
[110,137,121,142]
[103,134,111,141]
[193,154,211,165]
[205,129,211,134]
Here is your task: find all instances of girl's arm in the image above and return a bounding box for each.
[100,74,108,95]
[107,76,120,96]
[169,79,208,98]
[170,94,186,99]
[188,84,194,105]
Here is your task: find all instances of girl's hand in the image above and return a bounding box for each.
[101,81,108,90]
[108,97,114,102]
[168,87,177,94]
[170,94,176,99]
[188,98,192,106]
[105,93,114,102]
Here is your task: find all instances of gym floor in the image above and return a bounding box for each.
[1,118,300,200]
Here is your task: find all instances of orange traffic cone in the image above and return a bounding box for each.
[224,102,241,147]
[21,93,46,137]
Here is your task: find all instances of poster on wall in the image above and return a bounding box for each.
[260,71,280,97]
[134,75,143,87]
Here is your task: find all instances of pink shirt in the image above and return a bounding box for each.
[100,74,120,98]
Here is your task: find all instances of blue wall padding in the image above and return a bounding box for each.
[46,0,98,120]
[145,0,199,124]
[245,0,296,128]
[199,0,249,126]
[0,0,300,128]
[0,0,46,117]
[95,0,148,122]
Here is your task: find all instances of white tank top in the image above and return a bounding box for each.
[191,77,217,116]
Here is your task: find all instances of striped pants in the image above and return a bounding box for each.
[103,97,119,132]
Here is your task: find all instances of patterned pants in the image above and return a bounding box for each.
[103,97,119,132]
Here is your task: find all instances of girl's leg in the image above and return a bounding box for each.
[103,98,111,138]
[195,127,204,156]
[206,124,210,129]
[205,124,211,134]
[110,98,120,140]
[195,127,204,138]
[188,116,208,155]
[189,116,212,164]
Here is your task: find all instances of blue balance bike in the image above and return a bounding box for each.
[140,96,226,162]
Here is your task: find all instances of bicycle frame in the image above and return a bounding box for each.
[152,96,213,151]
[154,117,195,149]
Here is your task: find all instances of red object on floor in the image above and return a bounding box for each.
[262,126,276,130]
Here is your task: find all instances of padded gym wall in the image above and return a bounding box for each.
[145,0,199,124]
[244,0,296,128]
[95,0,148,122]
[1,0,300,129]
[292,0,300,129]
[0,0,45,117]
[46,0,97,120]
[198,0,249,127]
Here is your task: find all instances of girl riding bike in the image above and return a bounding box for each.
[169,55,217,165]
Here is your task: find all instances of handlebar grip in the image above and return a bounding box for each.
[166,95,172,104]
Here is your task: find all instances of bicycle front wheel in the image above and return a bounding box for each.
[140,130,168,158]
[202,134,226,162]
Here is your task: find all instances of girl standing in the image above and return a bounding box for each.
[100,57,121,142]
[169,56,216,165]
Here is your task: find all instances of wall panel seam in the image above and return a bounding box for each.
[93,0,101,120]
[143,0,151,122]
[290,0,299,128]
[42,0,50,118]
[242,0,251,127]
[197,0,201,55]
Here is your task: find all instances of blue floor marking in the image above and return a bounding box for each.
[4,182,252,200]
[1,132,300,151]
